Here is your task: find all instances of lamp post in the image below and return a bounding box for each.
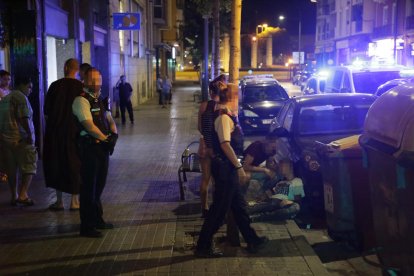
[251,36,257,68]
[279,14,302,70]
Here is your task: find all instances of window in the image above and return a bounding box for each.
[342,73,351,92]
[283,104,295,131]
[154,0,164,19]
[119,0,124,53]
[352,71,401,94]
[383,6,388,26]
[131,1,142,58]
[298,103,373,135]
[277,103,290,127]
[243,85,289,103]
[332,71,344,92]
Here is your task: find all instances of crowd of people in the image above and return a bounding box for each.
[0,59,119,238]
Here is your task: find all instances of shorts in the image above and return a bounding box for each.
[2,142,38,175]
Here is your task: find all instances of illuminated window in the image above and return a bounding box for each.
[119,0,124,53]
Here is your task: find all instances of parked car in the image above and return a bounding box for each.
[269,93,377,213]
[302,75,326,95]
[323,66,404,94]
[375,78,414,97]
[239,75,289,134]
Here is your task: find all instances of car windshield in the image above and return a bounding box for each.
[243,85,288,103]
[298,103,372,135]
[353,71,400,94]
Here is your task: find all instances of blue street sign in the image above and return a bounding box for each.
[113,13,140,30]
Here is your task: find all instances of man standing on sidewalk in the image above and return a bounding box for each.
[115,75,134,125]
[0,76,37,206]
[43,58,82,211]
[72,68,118,238]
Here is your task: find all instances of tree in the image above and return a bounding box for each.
[182,0,231,71]
[229,0,242,83]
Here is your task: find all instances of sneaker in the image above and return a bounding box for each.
[246,236,269,253]
[80,229,102,238]
[194,247,223,258]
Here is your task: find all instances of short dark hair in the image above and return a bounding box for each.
[80,63,92,72]
[0,70,11,78]
[14,75,32,86]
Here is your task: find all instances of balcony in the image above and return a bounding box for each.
[406,15,414,30]
[372,24,392,39]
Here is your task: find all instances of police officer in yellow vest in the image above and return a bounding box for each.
[72,68,118,238]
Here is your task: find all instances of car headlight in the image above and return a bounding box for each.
[243,110,259,117]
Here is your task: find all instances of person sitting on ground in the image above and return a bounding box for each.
[242,133,280,197]
[247,159,305,222]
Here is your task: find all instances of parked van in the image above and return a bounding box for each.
[323,66,403,94]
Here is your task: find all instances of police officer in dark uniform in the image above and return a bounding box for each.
[195,86,268,257]
[72,68,118,238]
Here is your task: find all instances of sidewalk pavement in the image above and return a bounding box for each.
[0,81,348,275]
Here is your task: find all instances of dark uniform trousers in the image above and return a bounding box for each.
[79,140,109,231]
[196,156,260,249]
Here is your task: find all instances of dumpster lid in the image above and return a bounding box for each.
[364,84,414,151]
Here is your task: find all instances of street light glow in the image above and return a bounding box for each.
[252,36,257,41]
[279,15,285,21]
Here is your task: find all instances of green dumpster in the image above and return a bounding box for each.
[360,84,414,275]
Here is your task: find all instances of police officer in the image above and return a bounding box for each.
[195,86,268,257]
[72,68,118,238]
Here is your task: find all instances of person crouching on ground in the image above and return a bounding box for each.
[72,68,118,238]
[195,86,268,258]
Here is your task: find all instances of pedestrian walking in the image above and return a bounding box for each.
[0,75,37,206]
[195,86,268,257]
[72,68,118,238]
[156,74,163,105]
[161,75,172,108]
[115,75,134,124]
[43,58,83,210]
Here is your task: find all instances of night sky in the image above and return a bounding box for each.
[241,0,317,35]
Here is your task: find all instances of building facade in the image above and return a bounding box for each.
[315,0,414,67]
[0,0,180,153]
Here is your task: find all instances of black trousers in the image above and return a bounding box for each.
[157,89,162,105]
[79,141,109,231]
[120,100,134,123]
[196,157,260,249]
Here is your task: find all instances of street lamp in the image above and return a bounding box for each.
[279,14,302,70]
